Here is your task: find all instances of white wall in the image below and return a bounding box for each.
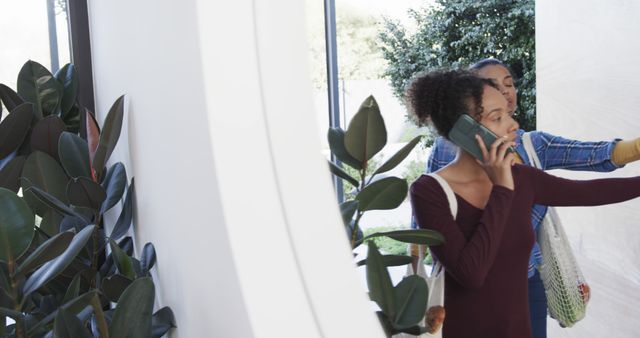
[537,1,640,337]
[87,0,383,337]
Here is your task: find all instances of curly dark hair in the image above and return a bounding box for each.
[405,69,496,138]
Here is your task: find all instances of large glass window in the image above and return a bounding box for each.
[306,0,430,269]
[1,0,71,89]
[306,0,535,284]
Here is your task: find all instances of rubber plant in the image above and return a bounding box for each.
[327,95,444,336]
[0,60,175,338]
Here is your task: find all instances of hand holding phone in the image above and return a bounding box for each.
[448,114,514,161]
[448,114,516,189]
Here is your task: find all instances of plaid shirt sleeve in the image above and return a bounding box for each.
[530,131,621,172]
[426,137,459,173]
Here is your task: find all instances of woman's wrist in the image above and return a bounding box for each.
[612,137,640,165]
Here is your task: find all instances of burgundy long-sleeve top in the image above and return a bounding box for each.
[410,164,640,338]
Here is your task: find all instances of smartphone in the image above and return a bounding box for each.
[448,114,514,161]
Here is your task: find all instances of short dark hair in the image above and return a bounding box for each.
[405,69,496,138]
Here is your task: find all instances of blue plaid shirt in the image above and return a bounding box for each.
[416,129,621,278]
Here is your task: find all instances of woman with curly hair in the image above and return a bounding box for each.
[407,69,640,338]
[414,58,640,338]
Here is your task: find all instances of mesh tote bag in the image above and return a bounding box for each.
[522,132,589,327]
[396,173,456,338]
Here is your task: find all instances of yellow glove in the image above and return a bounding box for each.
[514,151,524,165]
[612,138,640,165]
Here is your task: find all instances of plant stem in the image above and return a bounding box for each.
[352,167,367,248]
[90,295,109,338]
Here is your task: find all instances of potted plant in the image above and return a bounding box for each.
[0,60,175,338]
[327,95,443,336]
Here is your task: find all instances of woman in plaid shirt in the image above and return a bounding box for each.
[417,58,640,338]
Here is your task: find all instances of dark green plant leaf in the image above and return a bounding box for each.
[357,254,413,267]
[0,287,11,308]
[366,242,395,318]
[17,133,33,157]
[66,177,107,211]
[14,231,74,278]
[356,177,407,211]
[344,95,387,162]
[339,200,358,226]
[30,115,65,161]
[373,136,422,176]
[62,105,81,134]
[394,324,426,335]
[39,209,64,236]
[53,307,93,338]
[131,257,143,278]
[102,274,132,303]
[0,262,9,291]
[393,275,428,329]
[140,243,156,274]
[54,64,78,116]
[151,307,176,338]
[62,273,82,304]
[17,60,61,117]
[327,128,363,170]
[363,229,445,246]
[0,103,34,159]
[109,239,135,280]
[0,83,25,112]
[109,277,155,338]
[23,225,96,296]
[0,188,35,263]
[59,132,91,179]
[25,185,89,223]
[118,236,134,256]
[27,290,98,336]
[0,281,11,312]
[21,151,69,216]
[59,215,90,233]
[37,293,58,315]
[327,161,359,188]
[92,95,124,178]
[0,155,26,192]
[38,209,64,236]
[375,311,394,337]
[101,162,127,213]
[99,252,116,280]
[71,206,94,222]
[110,180,134,241]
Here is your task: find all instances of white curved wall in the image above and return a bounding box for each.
[537,1,640,337]
[87,0,383,337]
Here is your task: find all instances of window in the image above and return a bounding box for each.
[306,0,429,283]
[0,0,71,89]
